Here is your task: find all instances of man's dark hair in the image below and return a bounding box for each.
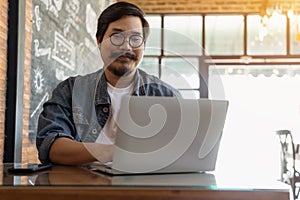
[96,1,150,43]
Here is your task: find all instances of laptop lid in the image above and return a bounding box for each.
[99,96,228,175]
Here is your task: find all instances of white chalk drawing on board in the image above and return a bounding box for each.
[34,5,42,32]
[30,92,50,119]
[52,31,75,70]
[86,3,97,40]
[40,0,51,9]
[40,0,63,17]
[63,0,80,37]
[53,0,63,10]
[55,68,69,81]
[85,37,97,52]
[33,67,45,94]
[34,39,52,59]
[99,0,115,12]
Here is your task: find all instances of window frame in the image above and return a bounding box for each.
[143,13,300,100]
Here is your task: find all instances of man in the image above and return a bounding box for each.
[36,2,181,165]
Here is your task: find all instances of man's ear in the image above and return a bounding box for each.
[96,38,101,48]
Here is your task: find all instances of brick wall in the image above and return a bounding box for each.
[0,1,8,164]
[0,0,36,164]
[123,0,259,13]
[22,0,36,163]
[122,0,299,14]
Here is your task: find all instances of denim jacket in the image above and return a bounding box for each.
[36,68,181,163]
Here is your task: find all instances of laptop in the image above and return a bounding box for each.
[88,96,228,175]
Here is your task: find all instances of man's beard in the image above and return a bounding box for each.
[107,64,133,77]
[107,51,138,77]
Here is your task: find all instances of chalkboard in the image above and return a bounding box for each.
[29,0,113,142]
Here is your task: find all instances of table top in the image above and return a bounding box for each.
[0,163,291,200]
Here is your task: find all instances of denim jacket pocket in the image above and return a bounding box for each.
[72,106,102,142]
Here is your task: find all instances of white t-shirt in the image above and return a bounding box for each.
[95,82,134,144]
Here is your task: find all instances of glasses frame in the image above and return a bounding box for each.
[109,33,144,48]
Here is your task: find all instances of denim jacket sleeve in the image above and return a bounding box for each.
[36,77,77,163]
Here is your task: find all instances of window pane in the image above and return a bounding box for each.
[161,57,199,89]
[290,15,300,54]
[209,65,300,180]
[164,16,202,55]
[139,57,159,77]
[205,15,244,55]
[247,15,286,55]
[145,15,161,56]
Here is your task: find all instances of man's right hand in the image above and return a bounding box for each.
[49,137,114,165]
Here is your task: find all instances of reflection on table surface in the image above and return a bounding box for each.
[1,163,290,192]
[3,164,216,187]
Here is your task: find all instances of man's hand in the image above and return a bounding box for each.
[49,137,114,165]
[84,142,114,164]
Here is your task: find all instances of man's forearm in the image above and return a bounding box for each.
[49,137,113,165]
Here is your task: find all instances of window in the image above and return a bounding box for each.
[205,15,244,55]
[139,57,159,77]
[144,15,161,56]
[210,65,300,179]
[161,57,199,89]
[143,13,299,99]
[164,16,202,56]
[247,15,287,55]
[290,15,300,54]
[144,15,204,99]
[141,14,300,181]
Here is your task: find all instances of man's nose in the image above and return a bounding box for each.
[120,38,132,51]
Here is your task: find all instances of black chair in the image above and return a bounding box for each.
[276,130,300,199]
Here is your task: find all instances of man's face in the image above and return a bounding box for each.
[99,16,144,77]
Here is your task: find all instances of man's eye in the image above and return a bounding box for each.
[131,35,142,42]
[112,34,123,39]
[131,36,139,41]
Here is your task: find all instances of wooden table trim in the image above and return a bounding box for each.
[0,186,290,200]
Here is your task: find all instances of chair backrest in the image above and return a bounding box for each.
[276,130,300,199]
[276,130,296,181]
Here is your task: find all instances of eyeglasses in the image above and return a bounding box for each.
[110,33,144,48]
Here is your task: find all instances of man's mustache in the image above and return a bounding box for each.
[110,51,137,61]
